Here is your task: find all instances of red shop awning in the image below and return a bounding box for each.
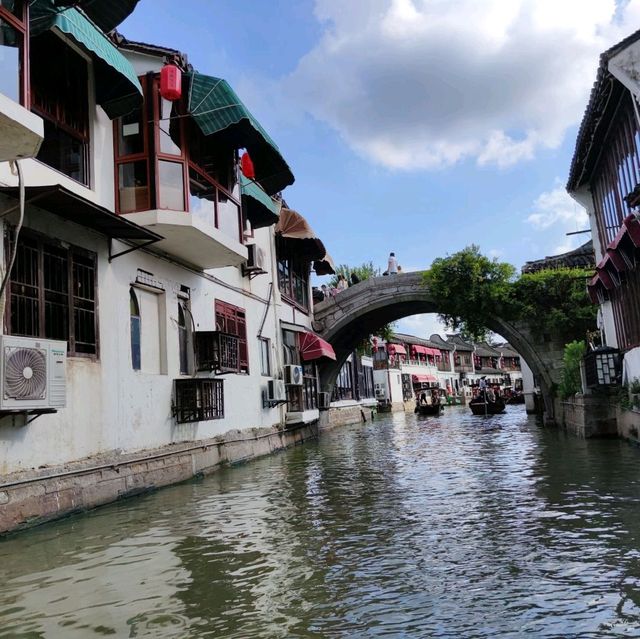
[300,332,336,361]
[411,345,428,356]
[388,343,407,355]
[412,374,437,383]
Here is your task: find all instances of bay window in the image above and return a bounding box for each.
[114,74,243,243]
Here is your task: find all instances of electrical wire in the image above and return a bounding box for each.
[0,160,25,306]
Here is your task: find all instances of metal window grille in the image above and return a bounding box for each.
[174,378,224,423]
[8,232,97,356]
[195,331,239,373]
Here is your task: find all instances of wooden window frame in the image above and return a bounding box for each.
[276,240,311,312]
[215,300,248,373]
[259,336,271,377]
[113,74,244,244]
[0,0,28,106]
[5,228,99,359]
[30,30,90,185]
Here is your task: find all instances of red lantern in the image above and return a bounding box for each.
[241,152,255,179]
[160,64,182,101]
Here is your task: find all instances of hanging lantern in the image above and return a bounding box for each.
[160,64,182,101]
[241,152,255,179]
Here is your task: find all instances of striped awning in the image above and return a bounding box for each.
[240,174,280,229]
[186,72,294,196]
[47,0,141,32]
[30,1,143,119]
[300,332,336,361]
[412,374,437,384]
[275,208,326,261]
[387,343,407,356]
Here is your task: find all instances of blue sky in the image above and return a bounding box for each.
[121,0,637,337]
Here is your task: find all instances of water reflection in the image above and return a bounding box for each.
[2,407,640,636]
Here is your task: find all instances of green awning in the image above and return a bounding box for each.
[54,0,141,33]
[240,174,280,229]
[187,72,294,196]
[30,2,143,119]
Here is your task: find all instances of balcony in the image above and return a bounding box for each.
[122,209,247,269]
[0,92,44,162]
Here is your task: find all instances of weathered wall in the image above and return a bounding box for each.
[557,394,618,438]
[0,422,317,535]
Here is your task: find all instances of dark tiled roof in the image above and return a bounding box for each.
[111,32,191,70]
[521,241,594,274]
[392,332,445,350]
[447,334,474,351]
[567,30,640,191]
[496,343,520,358]
[475,342,500,357]
[428,334,454,351]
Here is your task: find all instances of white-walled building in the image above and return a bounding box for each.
[0,2,338,530]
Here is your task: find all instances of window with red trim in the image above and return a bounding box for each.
[215,300,248,373]
[114,75,243,244]
[0,0,28,106]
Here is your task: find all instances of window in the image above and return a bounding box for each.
[7,232,97,356]
[174,378,223,423]
[31,32,89,184]
[0,0,27,105]
[277,238,310,311]
[178,291,193,375]
[259,337,271,376]
[130,288,140,370]
[215,300,248,373]
[281,329,318,411]
[113,76,243,243]
[130,286,165,374]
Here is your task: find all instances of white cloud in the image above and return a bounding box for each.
[526,183,588,231]
[396,313,449,339]
[287,0,640,170]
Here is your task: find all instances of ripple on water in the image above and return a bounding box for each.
[2,407,640,637]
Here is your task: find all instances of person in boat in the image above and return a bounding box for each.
[486,387,495,402]
[419,392,428,406]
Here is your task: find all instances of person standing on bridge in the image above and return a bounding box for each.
[387,252,398,274]
[336,274,348,292]
[350,272,360,285]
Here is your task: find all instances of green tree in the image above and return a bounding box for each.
[328,261,380,288]
[424,245,516,341]
[511,267,596,341]
[424,246,596,343]
[558,340,587,398]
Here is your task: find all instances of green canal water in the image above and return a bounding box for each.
[3,407,640,637]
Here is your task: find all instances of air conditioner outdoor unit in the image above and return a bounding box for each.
[283,364,303,386]
[243,243,266,277]
[267,379,286,402]
[318,391,331,409]
[0,336,66,410]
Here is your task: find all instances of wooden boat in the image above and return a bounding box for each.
[415,403,444,416]
[469,395,506,415]
[507,393,525,405]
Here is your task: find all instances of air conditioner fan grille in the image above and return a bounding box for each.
[4,347,47,400]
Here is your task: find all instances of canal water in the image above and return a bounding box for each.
[2,407,640,638]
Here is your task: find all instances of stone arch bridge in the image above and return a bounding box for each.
[312,272,565,421]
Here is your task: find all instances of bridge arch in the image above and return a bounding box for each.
[312,273,563,419]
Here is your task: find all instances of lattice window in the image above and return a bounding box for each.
[174,378,224,423]
[7,231,98,356]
